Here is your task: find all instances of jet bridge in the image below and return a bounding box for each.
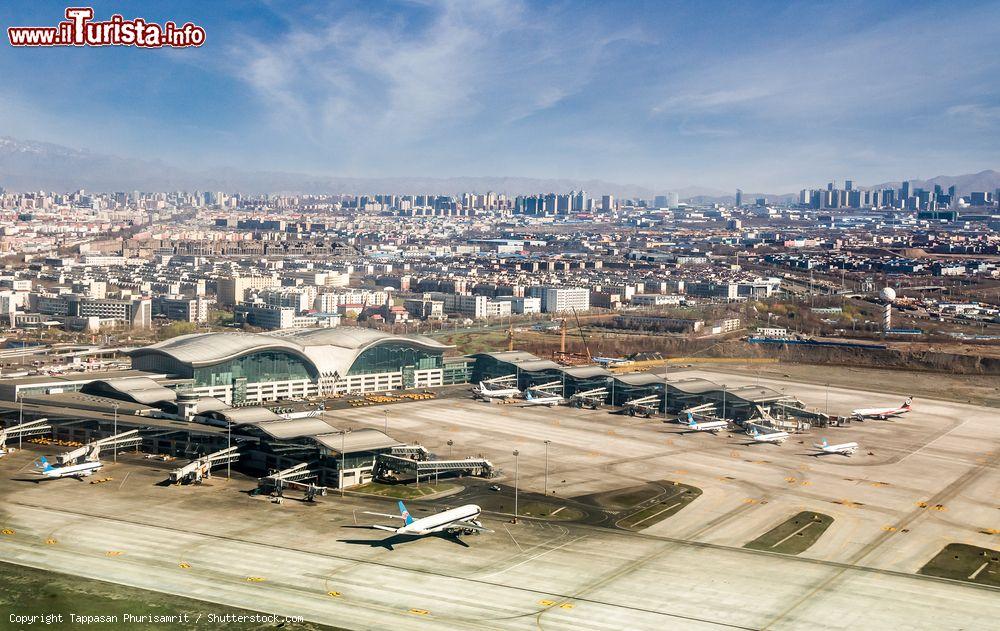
[482,375,518,386]
[374,453,497,481]
[527,380,563,393]
[57,430,142,465]
[168,446,240,484]
[623,395,662,418]
[391,445,430,460]
[0,418,52,453]
[570,387,608,409]
[257,462,328,501]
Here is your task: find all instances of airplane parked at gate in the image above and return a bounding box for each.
[812,439,859,456]
[681,412,728,433]
[33,455,103,479]
[852,397,912,420]
[521,389,565,407]
[363,501,492,537]
[474,381,520,400]
[746,427,790,444]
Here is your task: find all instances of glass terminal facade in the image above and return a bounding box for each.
[191,350,316,387]
[347,344,441,376]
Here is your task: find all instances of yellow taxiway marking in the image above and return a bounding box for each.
[800,481,812,486]
[743,498,758,504]
[178,562,190,569]
[246,576,266,582]
[917,501,928,508]
[45,538,57,545]
[327,591,341,598]
[882,526,897,532]
[538,599,556,606]
[673,469,688,475]
[105,551,124,557]
[1,529,14,535]
[409,609,430,616]
[932,505,947,511]
[785,477,796,483]
[559,603,574,610]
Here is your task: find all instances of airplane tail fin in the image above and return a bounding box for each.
[525,390,533,400]
[686,412,695,425]
[35,456,53,472]
[902,397,912,409]
[398,500,414,526]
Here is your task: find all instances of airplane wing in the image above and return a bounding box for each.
[362,511,406,520]
[369,525,399,532]
[455,521,493,533]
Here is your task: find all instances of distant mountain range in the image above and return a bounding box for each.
[0,136,997,201]
[867,170,1000,195]
[0,136,682,198]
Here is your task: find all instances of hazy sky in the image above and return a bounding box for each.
[1,0,998,192]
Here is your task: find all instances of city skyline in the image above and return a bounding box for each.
[1,1,999,192]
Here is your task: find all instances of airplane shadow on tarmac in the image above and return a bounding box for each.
[338,528,471,551]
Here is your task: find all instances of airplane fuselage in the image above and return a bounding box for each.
[39,461,103,478]
[395,504,483,535]
[814,442,858,455]
[751,431,789,444]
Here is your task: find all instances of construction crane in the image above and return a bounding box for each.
[0,418,51,456]
[506,321,515,352]
[257,462,328,502]
[571,307,593,362]
[168,446,240,485]
[57,430,141,466]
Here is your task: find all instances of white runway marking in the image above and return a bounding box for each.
[480,536,587,579]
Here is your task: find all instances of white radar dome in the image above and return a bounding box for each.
[880,287,897,302]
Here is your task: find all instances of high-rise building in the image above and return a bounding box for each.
[845,180,853,191]
[735,189,743,207]
[601,195,614,211]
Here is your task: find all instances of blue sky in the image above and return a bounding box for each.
[1,0,998,192]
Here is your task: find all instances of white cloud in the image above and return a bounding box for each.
[946,103,1000,127]
[226,1,629,152]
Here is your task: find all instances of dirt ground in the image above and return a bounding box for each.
[701,361,1000,408]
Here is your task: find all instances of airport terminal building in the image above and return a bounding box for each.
[129,328,466,404]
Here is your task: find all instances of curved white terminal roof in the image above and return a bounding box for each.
[130,327,452,378]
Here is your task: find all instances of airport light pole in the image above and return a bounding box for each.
[512,449,519,524]
[543,440,551,496]
[447,439,453,459]
[113,403,119,463]
[662,364,669,419]
[17,393,23,451]
[227,420,232,480]
[340,428,351,497]
[825,383,830,418]
[384,410,388,435]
